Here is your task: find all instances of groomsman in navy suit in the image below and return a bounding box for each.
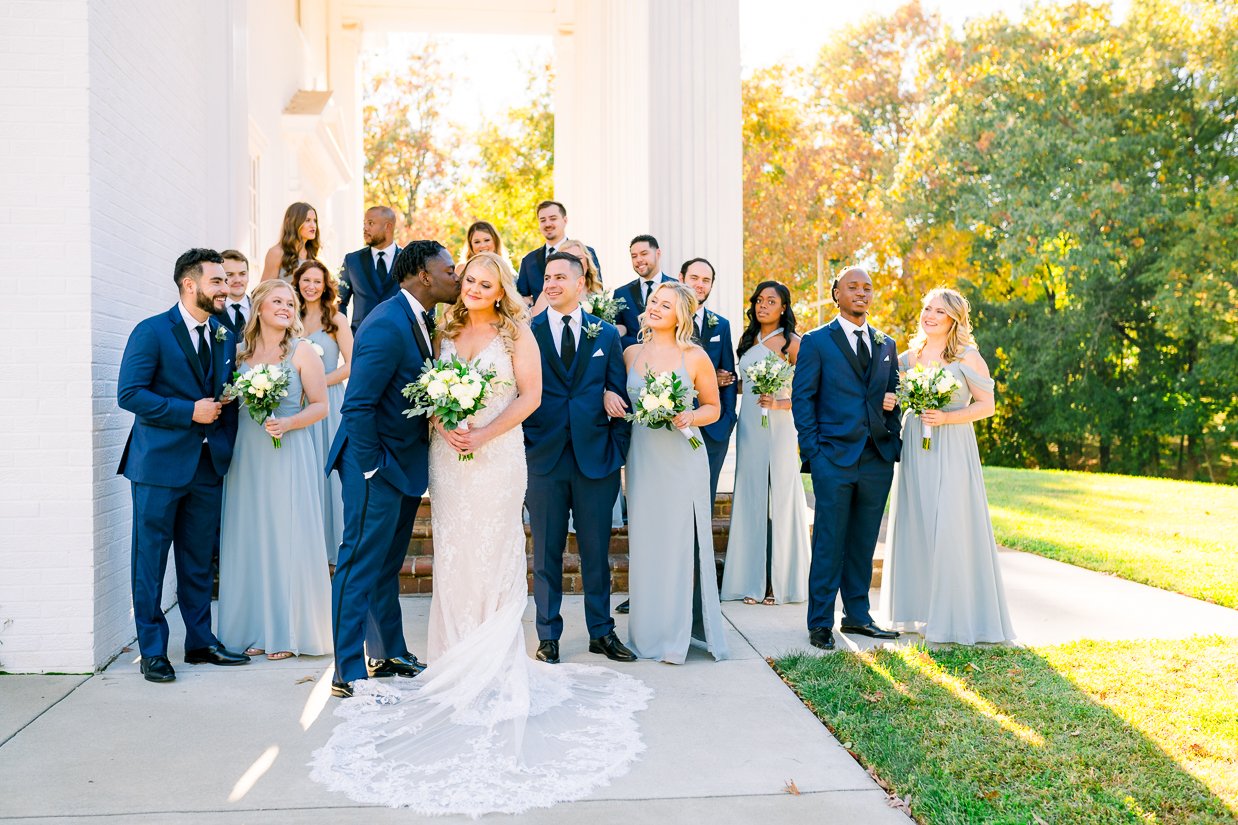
[680,257,738,503]
[217,249,252,335]
[327,240,459,697]
[338,206,402,333]
[613,235,674,350]
[791,267,902,651]
[117,248,249,682]
[515,200,600,306]
[524,252,635,665]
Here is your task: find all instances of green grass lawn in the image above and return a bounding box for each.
[983,467,1238,609]
[776,637,1238,824]
[800,466,1238,608]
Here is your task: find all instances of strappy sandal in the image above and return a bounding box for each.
[762,596,777,606]
[244,648,265,656]
[266,651,294,661]
[742,596,759,605]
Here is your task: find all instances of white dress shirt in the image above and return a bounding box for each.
[547,305,583,356]
[371,242,397,274]
[401,289,433,348]
[226,294,251,327]
[694,306,708,336]
[178,301,212,357]
[835,315,871,355]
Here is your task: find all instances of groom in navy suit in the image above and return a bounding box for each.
[117,248,249,682]
[791,267,902,651]
[327,240,460,697]
[524,252,636,665]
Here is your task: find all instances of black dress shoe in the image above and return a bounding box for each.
[330,680,354,699]
[615,599,630,615]
[140,655,176,683]
[184,644,251,666]
[808,628,835,651]
[589,631,637,662]
[839,622,900,640]
[368,654,425,678]
[536,640,560,664]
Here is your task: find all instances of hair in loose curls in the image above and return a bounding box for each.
[278,202,320,278]
[638,281,698,349]
[440,251,528,349]
[239,280,305,363]
[465,221,505,259]
[737,280,797,359]
[293,259,340,336]
[558,239,603,295]
[908,286,977,364]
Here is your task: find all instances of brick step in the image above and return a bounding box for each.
[407,518,732,555]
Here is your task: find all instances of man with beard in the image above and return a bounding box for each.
[339,206,402,332]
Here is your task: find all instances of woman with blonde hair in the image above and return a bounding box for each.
[261,202,320,283]
[623,281,729,663]
[217,279,333,660]
[531,238,602,315]
[294,260,352,570]
[310,249,652,815]
[879,286,1014,644]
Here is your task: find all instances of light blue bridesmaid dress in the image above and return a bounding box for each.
[625,350,729,663]
[721,330,811,603]
[879,348,1015,644]
[306,328,345,564]
[217,339,333,655]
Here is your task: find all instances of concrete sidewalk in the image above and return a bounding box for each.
[4,548,1237,824]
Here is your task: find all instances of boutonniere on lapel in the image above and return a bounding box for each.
[706,312,719,328]
[214,325,230,343]
[584,321,603,340]
[872,330,888,347]
[338,277,350,292]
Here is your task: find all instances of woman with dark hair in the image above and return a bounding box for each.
[465,221,505,260]
[261,202,321,283]
[720,280,811,606]
[295,260,353,570]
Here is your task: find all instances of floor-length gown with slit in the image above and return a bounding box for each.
[309,333,651,816]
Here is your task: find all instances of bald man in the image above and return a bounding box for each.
[339,206,402,332]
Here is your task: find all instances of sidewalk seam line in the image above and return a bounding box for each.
[0,675,91,751]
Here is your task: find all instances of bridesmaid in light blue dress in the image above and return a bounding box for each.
[218,280,334,659]
[879,287,1014,644]
[624,282,729,663]
[295,261,353,568]
[721,281,811,605]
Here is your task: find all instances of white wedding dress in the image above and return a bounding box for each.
[309,334,651,817]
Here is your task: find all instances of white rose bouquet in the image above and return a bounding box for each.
[897,362,962,450]
[624,368,702,449]
[401,355,500,461]
[581,292,627,325]
[743,353,795,428]
[223,364,291,448]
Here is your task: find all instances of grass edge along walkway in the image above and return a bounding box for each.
[774,637,1238,825]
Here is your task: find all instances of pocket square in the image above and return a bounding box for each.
[591,349,604,358]
[709,335,721,343]
[883,355,889,362]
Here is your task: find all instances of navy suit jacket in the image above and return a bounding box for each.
[516,244,601,303]
[326,293,432,497]
[791,319,902,467]
[338,245,401,332]
[614,273,675,350]
[524,310,631,478]
[117,305,239,487]
[694,308,738,443]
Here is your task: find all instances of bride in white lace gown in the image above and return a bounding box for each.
[310,252,651,816]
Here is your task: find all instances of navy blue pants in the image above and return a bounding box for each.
[527,441,620,642]
[331,445,419,683]
[703,433,729,507]
[806,442,894,631]
[129,445,221,658]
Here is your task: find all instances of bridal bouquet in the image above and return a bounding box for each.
[744,353,795,428]
[897,363,961,450]
[223,364,291,448]
[624,368,702,449]
[581,292,627,325]
[402,356,500,461]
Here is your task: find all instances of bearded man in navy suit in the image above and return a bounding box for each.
[523,252,635,665]
[791,267,902,651]
[338,206,402,332]
[117,248,250,682]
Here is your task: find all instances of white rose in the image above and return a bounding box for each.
[657,393,673,410]
[250,374,271,392]
[253,388,265,399]
[449,383,476,405]
[427,379,448,399]
[268,367,283,381]
[935,378,955,394]
[640,394,661,412]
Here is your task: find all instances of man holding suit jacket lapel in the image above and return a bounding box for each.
[524,252,636,665]
[680,257,738,504]
[614,235,674,350]
[791,267,902,652]
[117,248,249,682]
[326,240,459,698]
[338,206,402,333]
